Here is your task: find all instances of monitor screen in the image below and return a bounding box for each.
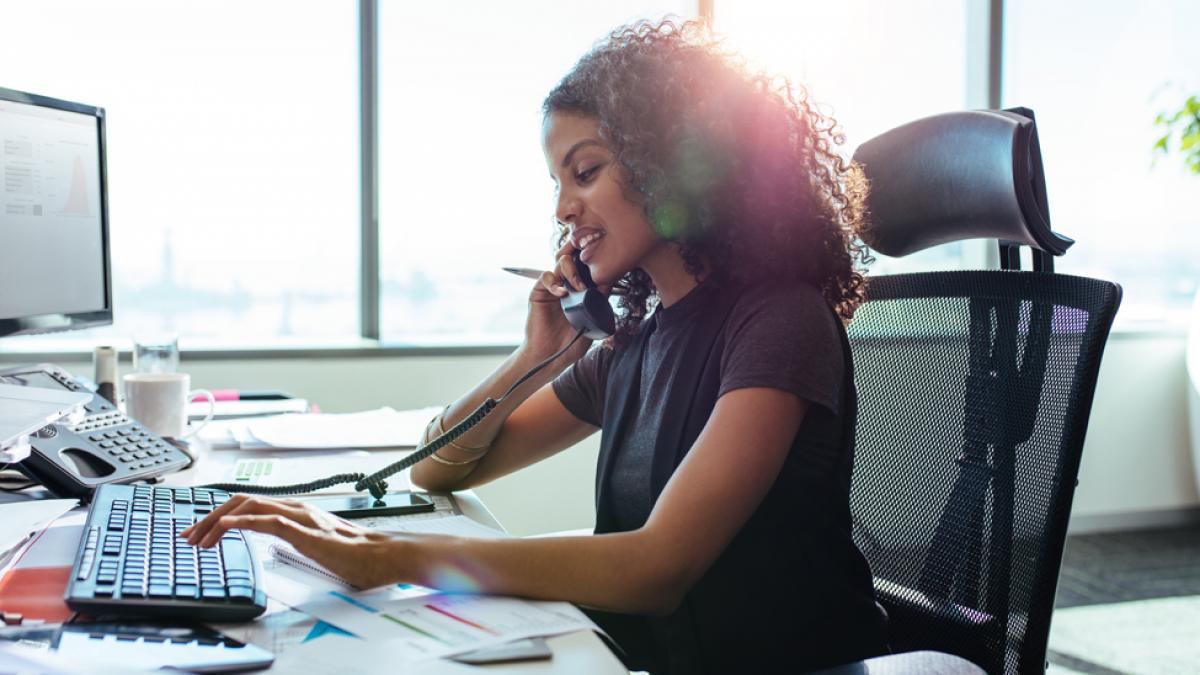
[0,88,111,337]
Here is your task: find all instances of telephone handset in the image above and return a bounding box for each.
[559,251,615,340]
[0,363,192,499]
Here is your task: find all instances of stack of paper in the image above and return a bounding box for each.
[293,592,597,665]
[235,512,601,669]
[0,500,78,569]
[196,406,442,451]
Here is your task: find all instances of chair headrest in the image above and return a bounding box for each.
[851,108,1074,258]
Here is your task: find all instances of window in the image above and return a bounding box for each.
[378,2,695,345]
[0,0,360,347]
[1004,0,1200,325]
[7,2,1172,355]
[713,0,979,274]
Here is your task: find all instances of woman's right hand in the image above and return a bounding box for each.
[521,239,605,366]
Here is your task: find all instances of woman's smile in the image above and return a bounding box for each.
[579,231,604,264]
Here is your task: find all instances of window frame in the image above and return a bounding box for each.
[12,0,1154,366]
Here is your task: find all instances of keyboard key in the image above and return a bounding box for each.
[227,587,255,602]
[148,585,173,598]
[220,542,253,576]
[201,588,226,599]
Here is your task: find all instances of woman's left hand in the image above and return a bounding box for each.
[181,494,403,589]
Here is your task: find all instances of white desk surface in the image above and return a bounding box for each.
[158,445,628,674]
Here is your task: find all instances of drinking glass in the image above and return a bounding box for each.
[132,333,180,374]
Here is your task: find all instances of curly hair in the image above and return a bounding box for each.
[543,18,871,342]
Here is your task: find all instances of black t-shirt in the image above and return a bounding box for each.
[551,281,887,673]
[553,281,846,531]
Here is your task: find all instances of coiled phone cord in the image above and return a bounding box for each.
[201,328,587,503]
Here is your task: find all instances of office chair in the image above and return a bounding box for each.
[843,109,1122,674]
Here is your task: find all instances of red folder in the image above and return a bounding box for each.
[0,565,73,622]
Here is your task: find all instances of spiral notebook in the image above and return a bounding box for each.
[268,542,359,589]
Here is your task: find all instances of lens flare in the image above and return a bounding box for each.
[426,565,484,594]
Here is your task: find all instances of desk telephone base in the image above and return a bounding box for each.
[0,364,191,498]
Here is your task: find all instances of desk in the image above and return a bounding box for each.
[3,445,627,674]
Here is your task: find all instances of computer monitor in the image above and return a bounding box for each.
[0,87,111,338]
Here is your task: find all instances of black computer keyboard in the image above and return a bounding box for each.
[66,484,267,622]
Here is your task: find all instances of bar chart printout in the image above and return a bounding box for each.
[297,591,597,662]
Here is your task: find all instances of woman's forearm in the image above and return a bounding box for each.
[391,531,684,616]
[409,347,568,491]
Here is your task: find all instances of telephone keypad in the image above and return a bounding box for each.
[82,421,177,474]
[72,411,129,434]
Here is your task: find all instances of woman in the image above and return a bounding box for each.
[184,19,888,673]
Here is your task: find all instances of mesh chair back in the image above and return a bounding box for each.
[846,270,1121,674]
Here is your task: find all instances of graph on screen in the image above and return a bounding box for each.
[60,152,93,217]
[1,106,97,221]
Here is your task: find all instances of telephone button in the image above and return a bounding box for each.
[90,434,105,442]
[36,426,57,439]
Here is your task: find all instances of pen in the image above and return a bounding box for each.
[502,267,545,280]
[503,266,626,294]
[196,389,294,402]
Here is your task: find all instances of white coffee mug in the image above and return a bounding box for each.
[124,372,215,439]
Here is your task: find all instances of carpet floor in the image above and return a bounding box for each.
[1047,524,1200,675]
